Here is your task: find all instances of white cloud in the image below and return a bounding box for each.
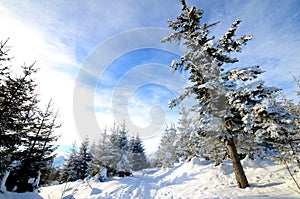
[0,2,81,145]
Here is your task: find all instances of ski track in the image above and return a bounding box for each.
[100,169,165,199]
[88,166,187,199]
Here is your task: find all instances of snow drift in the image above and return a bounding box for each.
[1,157,299,199]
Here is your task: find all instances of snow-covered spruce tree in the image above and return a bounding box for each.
[5,100,59,192]
[272,93,300,165]
[156,124,178,168]
[91,122,132,178]
[247,95,300,189]
[60,143,79,182]
[238,79,300,189]
[223,74,279,161]
[162,0,281,188]
[110,122,132,177]
[129,134,148,171]
[110,122,129,151]
[0,39,59,192]
[0,39,31,185]
[76,137,92,180]
[230,76,300,164]
[116,152,132,177]
[178,105,228,165]
[252,95,300,162]
[174,106,201,161]
[0,39,18,183]
[90,128,119,179]
[61,138,93,182]
[289,76,300,168]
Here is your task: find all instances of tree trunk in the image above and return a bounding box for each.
[226,138,249,188]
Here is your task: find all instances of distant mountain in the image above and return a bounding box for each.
[53,151,69,168]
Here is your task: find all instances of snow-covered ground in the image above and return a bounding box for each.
[1,157,300,199]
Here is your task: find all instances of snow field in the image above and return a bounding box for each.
[36,157,300,199]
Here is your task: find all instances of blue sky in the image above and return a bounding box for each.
[1,0,300,153]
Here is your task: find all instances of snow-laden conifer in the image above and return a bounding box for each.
[156,124,178,168]
[0,39,59,192]
[129,134,148,171]
[161,0,282,188]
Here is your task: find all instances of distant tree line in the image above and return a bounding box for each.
[59,122,148,183]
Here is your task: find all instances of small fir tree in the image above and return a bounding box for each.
[76,137,92,180]
[129,134,148,171]
[91,128,119,178]
[60,143,79,182]
[174,106,200,161]
[111,122,132,176]
[156,124,178,168]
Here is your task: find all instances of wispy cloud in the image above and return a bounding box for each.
[0,1,81,145]
[92,62,186,139]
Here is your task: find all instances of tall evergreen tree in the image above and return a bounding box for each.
[5,100,59,192]
[0,40,37,183]
[0,39,60,192]
[0,39,17,183]
[162,0,280,188]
